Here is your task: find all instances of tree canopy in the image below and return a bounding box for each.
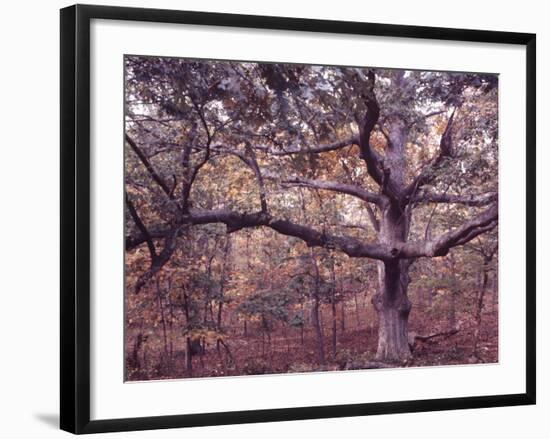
[124,56,498,378]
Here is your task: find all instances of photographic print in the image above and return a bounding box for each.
[124,56,498,381]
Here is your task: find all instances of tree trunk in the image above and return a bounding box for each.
[186,337,193,373]
[329,255,337,358]
[217,235,231,354]
[372,260,412,362]
[331,296,337,358]
[473,253,493,357]
[340,301,346,332]
[155,279,168,357]
[353,290,361,328]
[311,293,326,365]
[372,186,413,364]
[369,175,414,363]
[492,271,498,310]
[447,253,458,327]
[472,264,489,356]
[310,250,326,365]
[300,300,305,345]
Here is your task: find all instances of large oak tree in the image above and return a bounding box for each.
[125,56,498,363]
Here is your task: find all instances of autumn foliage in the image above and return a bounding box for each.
[124,57,498,380]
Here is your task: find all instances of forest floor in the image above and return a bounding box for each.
[125,305,498,381]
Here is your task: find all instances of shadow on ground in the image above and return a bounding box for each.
[34,413,58,430]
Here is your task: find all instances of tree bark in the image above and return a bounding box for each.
[340,301,346,332]
[155,278,168,357]
[353,290,361,328]
[473,249,495,356]
[372,260,412,362]
[331,295,337,358]
[311,296,326,365]
[310,251,326,365]
[329,255,337,358]
[447,253,458,328]
[372,196,413,363]
[216,235,231,354]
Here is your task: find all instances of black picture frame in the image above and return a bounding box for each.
[60,4,536,434]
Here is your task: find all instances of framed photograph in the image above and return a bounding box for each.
[60,4,536,434]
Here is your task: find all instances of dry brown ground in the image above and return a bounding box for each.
[125,303,498,381]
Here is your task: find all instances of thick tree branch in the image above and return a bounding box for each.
[134,225,183,294]
[267,218,384,258]
[126,209,390,260]
[357,70,384,186]
[452,221,497,248]
[250,136,358,156]
[181,141,212,210]
[283,176,384,205]
[210,145,269,213]
[437,109,455,161]
[179,107,215,210]
[125,193,157,260]
[126,228,169,251]
[239,144,268,212]
[415,191,497,206]
[399,203,498,258]
[404,110,456,198]
[127,200,497,265]
[125,134,173,198]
